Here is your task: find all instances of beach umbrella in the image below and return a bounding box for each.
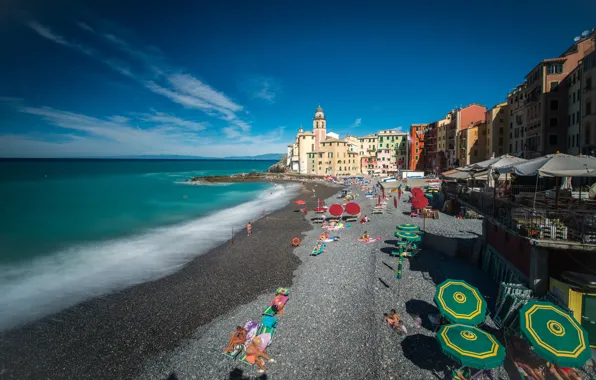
[394,196,397,208]
[382,187,385,199]
[318,199,324,206]
[519,300,591,368]
[328,204,343,217]
[411,188,424,197]
[412,195,429,210]
[436,324,505,369]
[345,202,361,215]
[434,279,487,326]
[314,207,327,212]
[295,200,306,205]
[394,230,421,242]
[377,195,381,206]
[397,224,420,232]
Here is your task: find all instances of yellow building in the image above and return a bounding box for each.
[486,102,509,157]
[306,137,360,176]
[457,121,488,166]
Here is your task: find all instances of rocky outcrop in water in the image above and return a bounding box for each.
[267,155,288,173]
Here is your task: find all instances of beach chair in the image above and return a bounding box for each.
[257,316,278,340]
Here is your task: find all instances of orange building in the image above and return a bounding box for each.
[408,124,427,171]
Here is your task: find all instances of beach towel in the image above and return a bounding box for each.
[323,236,339,242]
[224,320,260,359]
[238,333,273,366]
[358,237,381,243]
[275,287,290,296]
[311,243,326,256]
[263,295,289,316]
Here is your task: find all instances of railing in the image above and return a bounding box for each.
[455,188,596,244]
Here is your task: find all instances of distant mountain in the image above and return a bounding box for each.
[224,153,283,160]
[103,154,284,160]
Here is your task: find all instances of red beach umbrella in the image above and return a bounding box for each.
[377,195,381,206]
[329,204,343,217]
[318,199,324,206]
[411,188,424,197]
[382,188,385,199]
[345,202,361,215]
[295,200,306,205]
[314,207,327,212]
[412,195,428,210]
[393,196,397,208]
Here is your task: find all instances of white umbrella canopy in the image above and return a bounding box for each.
[497,153,596,177]
[470,155,527,170]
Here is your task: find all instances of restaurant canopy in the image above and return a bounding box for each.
[469,155,527,171]
[441,169,489,180]
[496,153,596,177]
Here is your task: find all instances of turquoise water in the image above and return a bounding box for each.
[0,159,300,330]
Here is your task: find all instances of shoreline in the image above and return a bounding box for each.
[185,171,327,183]
[0,181,342,380]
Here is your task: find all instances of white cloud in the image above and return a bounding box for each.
[27,21,70,46]
[349,118,362,128]
[17,20,281,153]
[241,75,280,103]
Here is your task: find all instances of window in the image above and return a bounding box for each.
[547,63,563,74]
[415,148,419,153]
[415,156,418,160]
[573,113,576,124]
[586,77,592,90]
[550,81,559,91]
[587,102,592,115]
[473,150,477,156]
[550,100,558,110]
[549,135,558,145]
[549,118,558,127]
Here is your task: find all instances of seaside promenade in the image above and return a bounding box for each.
[138,178,513,380]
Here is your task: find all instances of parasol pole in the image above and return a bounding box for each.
[532,174,539,211]
[555,177,560,210]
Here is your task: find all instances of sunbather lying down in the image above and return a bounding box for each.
[224,326,247,354]
[246,336,275,373]
[271,294,287,315]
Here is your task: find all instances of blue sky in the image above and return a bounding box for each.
[0,0,595,157]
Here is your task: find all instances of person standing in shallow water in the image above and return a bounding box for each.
[247,222,252,236]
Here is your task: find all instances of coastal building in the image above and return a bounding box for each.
[583,50,596,154]
[523,31,594,158]
[288,106,349,174]
[409,124,426,171]
[306,137,360,176]
[436,117,449,172]
[423,122,438,175]
[377,129,407,173]
[456,121,487,166]
[485,102,509,157]
[566,64,583,155]
[444,111,457,169]
[508,84,527,156]
[358,134,378,174]
[452,104,487,167]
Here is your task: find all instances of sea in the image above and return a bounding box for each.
[0,159,301,331]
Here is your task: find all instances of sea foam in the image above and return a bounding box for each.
[0,182,301,332]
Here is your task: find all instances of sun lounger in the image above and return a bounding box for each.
[238,332,273,366]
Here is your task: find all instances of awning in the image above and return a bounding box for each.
[496,153,596,177]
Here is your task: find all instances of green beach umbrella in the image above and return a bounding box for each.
[397,224,420,232]
[436,324,505,369]
[394,231,421,242]
[519,300,591,368]
[434,279,487,326]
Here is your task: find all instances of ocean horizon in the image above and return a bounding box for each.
[0,158,300,331]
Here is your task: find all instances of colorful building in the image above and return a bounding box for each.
[485,102,509,157]
[409,124,426,171]
[583,50,596,154]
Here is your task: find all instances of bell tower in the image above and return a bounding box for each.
[313,105,326,150]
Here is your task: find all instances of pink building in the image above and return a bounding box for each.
[375,148,396,174]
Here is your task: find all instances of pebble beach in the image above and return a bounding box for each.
[134,178,515,380]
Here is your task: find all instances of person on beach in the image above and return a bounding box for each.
[245,336,274,373]
[384,309,400,329]
[247,222,252,236]
[271,293,287,315]
[362,231,370,240]
[223,326,247,354]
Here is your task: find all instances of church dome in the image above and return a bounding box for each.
[316,105,324,113]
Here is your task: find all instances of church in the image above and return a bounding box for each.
[287,106,361,176]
